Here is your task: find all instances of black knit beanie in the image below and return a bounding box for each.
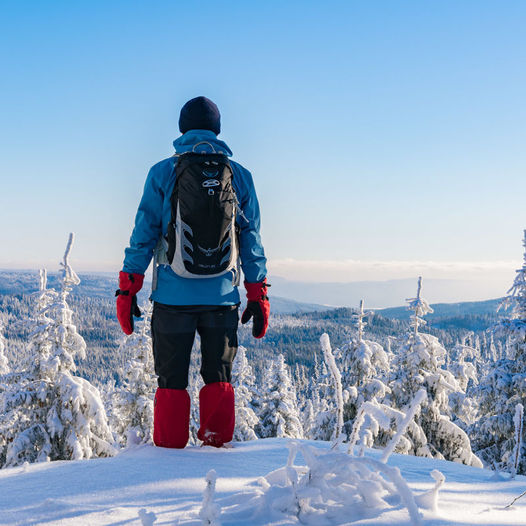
[178,96,221,135]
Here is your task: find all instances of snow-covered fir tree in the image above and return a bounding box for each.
[0,234,115,468]
[293,363,312,436]
[389,277,481,467]
[320,333,344,441]
[335,300,391,441]
[231,346,258,441]
[511,403,524,478]
[0,318,10,403]
[255,354,303,439]
[294,363,310,398]
[0,318,9,377]
[447,341,479,427]
[448,340,479,393]
[188,359,203,445]
[306,360,335,441]
[487,333,500,363]
[301,398,316,439]
[112,302,156,447]
[471,230,526,474]
[301,352,334,440]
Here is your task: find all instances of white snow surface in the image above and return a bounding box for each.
[0,438,525,526]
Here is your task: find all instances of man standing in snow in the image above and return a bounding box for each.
[116,96,268,448]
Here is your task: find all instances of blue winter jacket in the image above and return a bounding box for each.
[122,130,267,305]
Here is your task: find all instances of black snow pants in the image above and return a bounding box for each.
[151,302,239,389]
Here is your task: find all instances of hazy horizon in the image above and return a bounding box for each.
[0,264,515,308]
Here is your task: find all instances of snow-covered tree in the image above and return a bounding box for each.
[306,361,335,441]
[255,354,303,439]
[112,302,156,447]
[390,278,481,467]
[448,342,479,393]
[301,398,316,439]
[292,363,310,423]
[0,319,10,403]
[0,234,115,467]
[188,367,202,445]
[471,230,526,473]
[320,333,344,441]
[0,318,9,377]
[335,300,391,441]
[293,363,310,399]
[231,346,258,441]
[447,342,479,427]
[511,404,524,478]
[487,333,500,363]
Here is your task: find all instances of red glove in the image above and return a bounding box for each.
[241,279,270,338]
[115,271,144,335]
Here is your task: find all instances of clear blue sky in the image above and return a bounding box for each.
[1,1,525,288]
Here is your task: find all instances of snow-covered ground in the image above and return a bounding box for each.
[0,439,525,526]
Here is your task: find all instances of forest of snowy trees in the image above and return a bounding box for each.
[0,232,525,479]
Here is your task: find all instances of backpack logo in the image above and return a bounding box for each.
[202,179,220,188]
[202,169,219,178]
[198,244,220,257]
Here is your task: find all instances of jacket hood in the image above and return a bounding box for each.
[173,129,233,157]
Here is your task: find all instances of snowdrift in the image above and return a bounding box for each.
[0,438,525,525]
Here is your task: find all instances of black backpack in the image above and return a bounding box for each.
[165,149,239,279]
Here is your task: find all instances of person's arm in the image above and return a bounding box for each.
[117,164,165,335]
[235,165,269,338]
[123,165,165,274]
[236,167,267,283]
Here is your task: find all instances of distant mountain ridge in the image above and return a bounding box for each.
[269,275,507,309]
[377,297,503,320]
[0,270,328,315]
[0,270,116,298]
[0,270,506,318]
